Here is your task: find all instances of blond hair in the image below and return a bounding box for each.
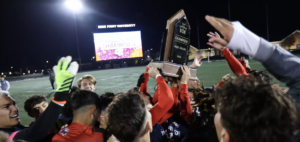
[77,75,97,88]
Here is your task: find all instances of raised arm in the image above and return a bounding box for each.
[138,67,150,96]
[158,79,179,124]
[207,32,247,76]
[12,56,79,141]
[205,15,300,107]
[178,65,194,122]
[148,68,174,126]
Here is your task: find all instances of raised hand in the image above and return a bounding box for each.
[149,67,160,79]
[221,74,231,83]
[146,59,153,69]
[207,32,226,51]
[180,65,191,85]
[52,56,79,105]
[205,15,234,47]
[190,54,203,68]
[53,56,78,92]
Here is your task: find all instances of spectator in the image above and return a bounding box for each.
[0,75,10,91]
[47,69,55,92]
[77,75,97,92]
[24,95,48,126]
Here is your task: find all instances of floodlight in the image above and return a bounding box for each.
[65,0,82,11]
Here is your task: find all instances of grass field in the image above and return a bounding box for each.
[8,59,285,126]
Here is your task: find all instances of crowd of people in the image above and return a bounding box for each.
[0,15,300,142]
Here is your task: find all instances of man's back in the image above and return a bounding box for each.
[52,123,103,142]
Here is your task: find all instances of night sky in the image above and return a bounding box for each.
[1,0,299,72]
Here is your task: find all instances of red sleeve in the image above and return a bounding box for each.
[152,89,159,104]
[216,80,224,88]
[179,84,194,122]
[140,67,150,96]
[222,48,247,76]
[150,76,174,126]
[238,59,248,69]
[158,86,179,124]
[171,86,179,111]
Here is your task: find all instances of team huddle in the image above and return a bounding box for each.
[0,15,300,142]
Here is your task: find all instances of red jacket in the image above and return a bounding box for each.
[139,67,174,126]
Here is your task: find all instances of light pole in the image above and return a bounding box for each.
[65,0,82,71]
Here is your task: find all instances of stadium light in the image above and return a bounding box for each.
[1,73,3,75]
[65,0,82,11]
[46,61,48,63]
[35,70,37,72]
[11,66,13,69]
[65,0,83,71]
[150,48,153,50]
[93,56,95,59]
[23,73,25,75]
[9,72,11,75]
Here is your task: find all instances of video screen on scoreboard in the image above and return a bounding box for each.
[93,31,143,61]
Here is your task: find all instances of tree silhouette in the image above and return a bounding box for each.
[281,35,296,50]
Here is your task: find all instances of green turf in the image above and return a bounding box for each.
[8,59,285,126]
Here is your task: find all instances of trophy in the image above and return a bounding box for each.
[149,9,198,80]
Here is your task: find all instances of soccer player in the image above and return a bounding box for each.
[51,87,104,142]
[107,66,175,142]
[48,69,55,92]
[0,56,79,141]
[24,95,49,126]
[77,75,97,92]
[214,75,300,142]
[0,75,10,91]
[99,92,114,130]
[98,92,115,141]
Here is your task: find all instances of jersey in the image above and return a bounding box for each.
[52,122,104,142]
[166,112,190,142]
[181,107,218,142]
[150,123,166,142]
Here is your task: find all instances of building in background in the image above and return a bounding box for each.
[271,30,300,50]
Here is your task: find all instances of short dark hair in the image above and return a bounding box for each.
[215,75,300,142]
[24,95,47,117]
[47,69,51,72]
[99,92,115,114]
[62,87,101,117]
[106,92,146,142]
[0,75,4,78]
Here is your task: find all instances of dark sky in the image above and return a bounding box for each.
[0,0,299,72]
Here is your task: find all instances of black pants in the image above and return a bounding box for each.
[50,79,55,90]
